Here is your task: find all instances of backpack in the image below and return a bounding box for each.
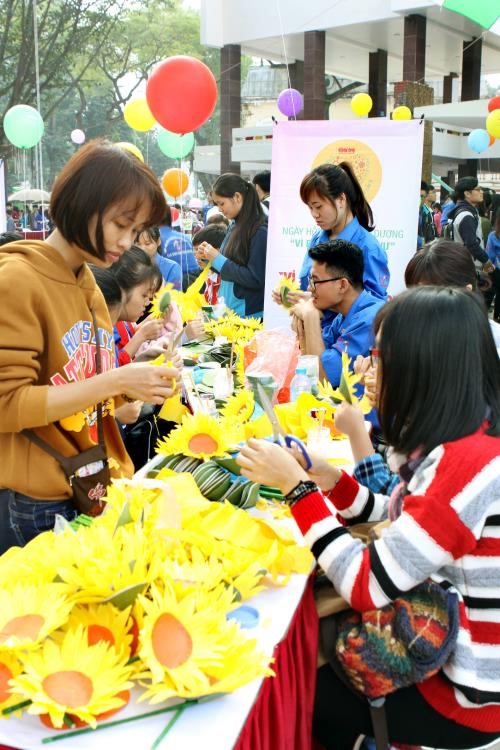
[443,207,474,241]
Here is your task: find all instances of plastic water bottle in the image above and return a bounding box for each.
[289,366,311,402]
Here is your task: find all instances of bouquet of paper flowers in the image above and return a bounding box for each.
[0,476,312,739]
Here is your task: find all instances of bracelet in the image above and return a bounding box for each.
[285,480,318,507]
[121,393,136,403]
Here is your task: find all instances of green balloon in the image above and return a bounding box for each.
[3,104,44,149]
[157,128,194,159]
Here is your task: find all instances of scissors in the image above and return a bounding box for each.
[256,382,313,470]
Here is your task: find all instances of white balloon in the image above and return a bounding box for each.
[71,129,86,145]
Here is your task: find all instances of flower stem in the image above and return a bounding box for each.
[2,699,32,715]
[41,700,196,744]
[150,703,188,750]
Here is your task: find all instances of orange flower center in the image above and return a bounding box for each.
[188,433,218,455]
[87,625,115,647]
[42,670,93,708]
[0,663,13,704]
[0,614,44,643]
[152,613,193,668]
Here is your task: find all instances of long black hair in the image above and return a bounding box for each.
[299,162,375,232]
[375,286,500,455]
[212,173,266,265]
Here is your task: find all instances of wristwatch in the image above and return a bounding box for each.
[285,480,317,507]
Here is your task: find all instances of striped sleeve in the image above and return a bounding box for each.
[291,448,500,613]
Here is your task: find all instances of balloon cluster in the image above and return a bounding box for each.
[467,96,500,154]
[120,56,219,197]
[1,56,218,205]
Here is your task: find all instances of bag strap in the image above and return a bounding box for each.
[23,307,106,461]
[320,613,390,750]
[90,307,105,449]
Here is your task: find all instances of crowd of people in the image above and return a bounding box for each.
[0,140,499,750]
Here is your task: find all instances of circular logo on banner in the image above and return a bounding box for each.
[312,140,382,202]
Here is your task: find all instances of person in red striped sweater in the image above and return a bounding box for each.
[238,286,500,750]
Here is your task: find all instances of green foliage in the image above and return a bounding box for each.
[1,0,221,193]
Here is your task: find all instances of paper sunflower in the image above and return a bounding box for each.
[317,351,372,414]
[232,342,246,388]
[137,582,271,702]
[149,284,174,319]
[170,263,212,324]
[156,412,231,459]
[204,313,262,344]
[0,652,23,715]
[220,390,255,424]
[276,275,300,308]
[0,584,72,652]
[11,625,134,729]
[63,603,133,658]
[55,524,156,609]
[293,392,343,438]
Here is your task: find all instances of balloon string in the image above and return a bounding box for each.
[32,0,47,238]
[22,149,27,233]
[177,163,187,279]
[275,0,296,120]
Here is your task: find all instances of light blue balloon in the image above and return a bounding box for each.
[467,129,489,154]
[3,104,44,149]
[156,128,194,159]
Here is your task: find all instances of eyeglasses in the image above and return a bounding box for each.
[369,347,380,367]
[308,275,345,291]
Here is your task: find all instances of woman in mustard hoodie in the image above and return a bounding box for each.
[0,140,180,553]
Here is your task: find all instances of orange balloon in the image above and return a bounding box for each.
[489,134,496,147]
[162,167,189,198]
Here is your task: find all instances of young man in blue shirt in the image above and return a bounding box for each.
[159,209,199,289]
[291,239,385,387]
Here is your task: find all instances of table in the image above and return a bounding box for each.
[0,574,317,750]
[0,435,356,749]
[0,448,325,750]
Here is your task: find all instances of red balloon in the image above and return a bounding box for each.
[146,56,218,134]
[488,96,500,113]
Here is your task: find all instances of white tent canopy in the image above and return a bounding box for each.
[8,188,50,203]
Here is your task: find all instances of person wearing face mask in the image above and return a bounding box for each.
[298,162,389,300]
[0,141,180,552]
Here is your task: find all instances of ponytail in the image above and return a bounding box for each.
[337,162,374,232]
[299,162,375,232]
[212,173,265,265]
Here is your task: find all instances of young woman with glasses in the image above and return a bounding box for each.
[238,286,500,750]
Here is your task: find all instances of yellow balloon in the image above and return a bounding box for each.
[123,98,156,132]
[351,93,373,117]
[116,142,144,162]
[486,110,500,139]
[392,106,412,121]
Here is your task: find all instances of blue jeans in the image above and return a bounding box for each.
[0,489,77,555]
